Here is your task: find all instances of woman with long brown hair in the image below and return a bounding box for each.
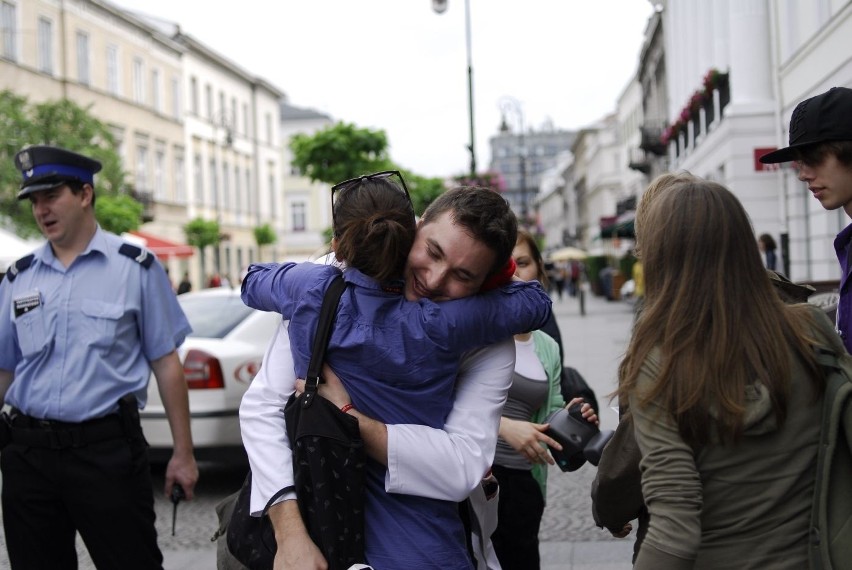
[618,177,841,569]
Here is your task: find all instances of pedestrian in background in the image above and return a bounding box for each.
[552,262,566,301]
[760,86,852,351]
[177,271,192,295]
[757,233,778,271]
[0,145,198,568]
[618,177,838,569]
[489,229,598,570]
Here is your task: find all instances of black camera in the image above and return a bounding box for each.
[545,404,614,472]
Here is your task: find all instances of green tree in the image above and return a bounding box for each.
[290,122,393,185]
[0,91,129,237]
[289,121,446,218]
[184,218,221,279]
[402,170,446,217]
[95,194,143,235]
[253,223,277,259]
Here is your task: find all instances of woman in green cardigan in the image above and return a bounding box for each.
[489,229,598,570]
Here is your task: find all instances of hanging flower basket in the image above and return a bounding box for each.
[702,68,728,93]
[660,68,729,146]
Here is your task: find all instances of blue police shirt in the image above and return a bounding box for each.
[0,227,191,422]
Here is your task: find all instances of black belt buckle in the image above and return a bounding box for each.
[48,427,83,449]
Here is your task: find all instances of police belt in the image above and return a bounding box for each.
[9,411,126,449]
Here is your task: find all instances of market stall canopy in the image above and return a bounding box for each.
[599,212,635,239]
[549,246,588,262]
[125,230,194,259]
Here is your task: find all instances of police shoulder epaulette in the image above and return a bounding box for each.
[119,243,154,269]
[5,253,35,283]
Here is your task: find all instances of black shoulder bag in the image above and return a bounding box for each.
[225,275,366,570]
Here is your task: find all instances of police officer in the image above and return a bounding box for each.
[0,145,198,568]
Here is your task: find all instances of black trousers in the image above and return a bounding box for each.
[1,435,162,569]
[490,464,545,570]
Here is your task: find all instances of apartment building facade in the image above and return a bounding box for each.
[649,0,852,281]
[1,0,287,289]
[279,101,334,262]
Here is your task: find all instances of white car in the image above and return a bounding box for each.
[140,287,280,463]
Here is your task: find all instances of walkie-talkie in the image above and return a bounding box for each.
[170,484,186,536]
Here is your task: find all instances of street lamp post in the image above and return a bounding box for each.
[432,0,477,178]
[499,97,528,226]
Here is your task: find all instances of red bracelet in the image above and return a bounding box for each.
[340,403,354,414]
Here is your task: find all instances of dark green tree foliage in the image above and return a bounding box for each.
[95,194,143,235]
[290,122,393,185]
[401,170,446,217]
[184,217,221,278]
[254,223,276,248]
[289,121,446,218]
[0,91,129,236]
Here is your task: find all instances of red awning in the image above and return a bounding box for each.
[128,230,195,259]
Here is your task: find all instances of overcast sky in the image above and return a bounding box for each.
[111,0,654,179]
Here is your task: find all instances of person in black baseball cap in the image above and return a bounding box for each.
[761,87,852,351]
[14,145,102,200]
[759,86,852,165]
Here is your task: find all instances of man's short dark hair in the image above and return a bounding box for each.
[420,186,517,276]
[793,140,852,168]
[67,180,96,207]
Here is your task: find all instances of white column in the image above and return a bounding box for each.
[728,0,774,105]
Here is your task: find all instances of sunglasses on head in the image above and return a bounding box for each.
[330,170,411,228]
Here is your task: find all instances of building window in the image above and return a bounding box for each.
[171,76,181,120]
[132,57,144,104]
[205,84,213,120]
[218,91,226,124]
[135,145,149,192]
[234,165,242,221]
[268,171,276,216]
[190,76,198,115]
[1,1,17,61]
[292,202,306,232]
[245,168,253,217]
[76,31,90,85]
[154,147,165,199]
[37,17,53,74]
[230,97,237,136]
[151,69,161,112]
[174,153,185,203]
[265,112,272,144]
[209,159,218,208]
[242,103,250,137]
[109,124,125,161]
[106,44,119,95]
[222,161,230,210]
[193,154,203,205]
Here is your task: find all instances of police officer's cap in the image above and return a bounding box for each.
[14,145,102,199]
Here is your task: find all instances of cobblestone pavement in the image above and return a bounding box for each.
[544,286,636,534]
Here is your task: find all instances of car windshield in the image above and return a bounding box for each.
[179,294,254,339]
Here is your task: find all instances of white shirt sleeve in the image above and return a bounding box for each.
[240,254,339,515]
[384,338,515,501]
[242,320,516,509]
[239,321,297,515]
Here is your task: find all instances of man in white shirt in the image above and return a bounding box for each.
[240,187,523,569]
